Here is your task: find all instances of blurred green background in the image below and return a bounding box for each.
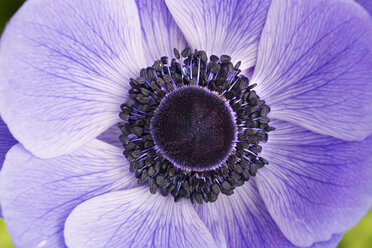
[0,1,371,247]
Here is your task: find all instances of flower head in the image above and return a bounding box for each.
[0,0,372,247]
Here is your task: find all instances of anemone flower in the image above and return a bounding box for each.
[0,0,372,247]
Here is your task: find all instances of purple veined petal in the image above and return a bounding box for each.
[195,179,294,248]
[96,124,123,149]
[0,116,17,169]
[195,179,344,248]
[0,0,148,158]
[310,234,343,248]
[0,139,137,248]
[136,0,188,63]
[252,0,372,141]
[355,0,372,16]
[164,0,271,71]
[256,119,372,246]
[64,187,217,248]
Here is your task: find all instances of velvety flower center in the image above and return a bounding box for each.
[118,48,274,204]
[151,86,236,171]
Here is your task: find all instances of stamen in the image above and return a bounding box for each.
[118,48,274,204]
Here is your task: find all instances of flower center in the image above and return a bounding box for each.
[151,86,236,171]
[118,48,274,204]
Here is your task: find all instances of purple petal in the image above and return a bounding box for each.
[253,0,372,141]
[136,0,188,62]
[96,124,123,149]
[0,139,137,248]
[195,179,294,248]
[310,234,343,248]
[256,120,372,246]
[165,0,271,70]
[0,117,17,169]
[64,187,217,248]
[0,0,148,158]
[195,179,343,247]
[355,0,372,16]
[0,117,16,218]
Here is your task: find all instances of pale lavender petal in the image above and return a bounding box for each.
[256,120,372,246]
[96,124,122,149]
[165,0,271,70]
[0,0,147,158]
[195,179,294,248]
[0,139,137,248]
[136,0,188,63]
[253,0,372,141]
[195,179,344,248]
[310,234,343,248]
[64,187,217,248]
[356,0,372,16]
[0,117,17,168]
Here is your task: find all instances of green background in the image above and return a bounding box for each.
[0,1,371,247]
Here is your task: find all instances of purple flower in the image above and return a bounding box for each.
[0,0,372,247]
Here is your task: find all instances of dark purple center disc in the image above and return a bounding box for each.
[151,86,236,171]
